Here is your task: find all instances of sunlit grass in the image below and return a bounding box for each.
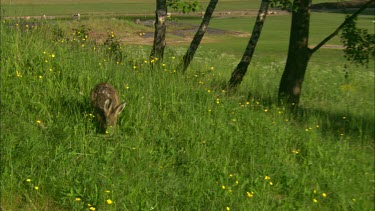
[1,16,373,210]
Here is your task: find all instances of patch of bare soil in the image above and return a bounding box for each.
[128,18,252,45]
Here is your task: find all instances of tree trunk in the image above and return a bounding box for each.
[150,0,167,61]
[278,0,312,109]
[180,0,219,72]
[228,0,269,89]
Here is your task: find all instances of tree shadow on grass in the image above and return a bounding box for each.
[230,89,373,142]
[294,106,374,142]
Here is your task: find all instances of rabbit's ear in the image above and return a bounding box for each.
[104,99,113,115]
[114,102,126,115]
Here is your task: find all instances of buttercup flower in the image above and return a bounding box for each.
[247,191,254,198]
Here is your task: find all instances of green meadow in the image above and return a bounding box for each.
[1,1,374,210]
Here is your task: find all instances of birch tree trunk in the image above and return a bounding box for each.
[180,0,219,72]
[150,0,167,62]
[228,0,269,88]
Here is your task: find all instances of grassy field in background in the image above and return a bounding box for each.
[1,0,361,16]
[1,1,374,210]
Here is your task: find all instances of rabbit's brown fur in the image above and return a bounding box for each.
[91,83,126,132]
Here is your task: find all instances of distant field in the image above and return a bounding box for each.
[1,0,372,62]
[1,0,360,16]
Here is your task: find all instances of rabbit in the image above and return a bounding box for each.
[91,83,126,133]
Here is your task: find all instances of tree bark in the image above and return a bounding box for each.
[228,0,269,89]
[180,0,219,72]
[150,0,167,61]
[278,0,312,109]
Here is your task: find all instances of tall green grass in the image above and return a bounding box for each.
[1,18,374,210]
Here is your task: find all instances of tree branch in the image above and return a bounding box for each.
[310,0,374,53]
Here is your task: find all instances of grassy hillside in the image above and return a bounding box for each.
[1,13,374,210]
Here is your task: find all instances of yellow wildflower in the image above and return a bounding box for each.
[247,191,254,198]
[16,70,22,77]
[292,149,300,154]
[106,199,113,204]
